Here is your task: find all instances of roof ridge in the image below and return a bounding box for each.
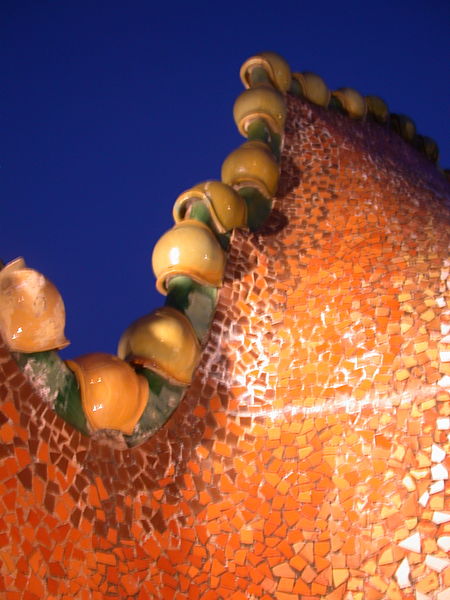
[1,51,448,449]
[239,51,448,177]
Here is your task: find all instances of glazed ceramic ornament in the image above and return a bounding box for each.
[152,220,226,294]
[366,95,389,124]
[221,140,279,199]
[0,257,69,352]
[421,136,439,163]
[390,114,416,142]
[292,72,331,108]
[66,353,149,435]
[233,85,286,137]
[117,307,201,385]
[240,51,291,93]
[332,88,367,120]
[173,181,247,234]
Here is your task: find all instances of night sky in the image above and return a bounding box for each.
[2,1,449,359]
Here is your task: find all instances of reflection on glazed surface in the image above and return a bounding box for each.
[221,140,280,199]
[66,353,148,435]
[173,181,248,235]
[0,93,449,599]
[0,258,69,353]
[152,219,226,295]
[117,307,201,385]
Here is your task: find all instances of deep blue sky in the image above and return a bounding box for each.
[2,1,449,358]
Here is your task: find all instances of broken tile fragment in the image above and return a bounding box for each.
[394,557,410,589]
[431,463,448,480]
[398,532,421,553]
[419,491,429,507]
[438,375,450,387]
[429,480,444,494]
[437,417,450,430]
[425,554,450,573]
[432,512,450,524]
[437,536,450,552]
[431,444,446,462]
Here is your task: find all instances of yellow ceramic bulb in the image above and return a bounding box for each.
[366,95,389,124]
[292,72,330,108]
[332,88,367,120]
[152,220,226,295]
[233,85,286,137]
[173,181,247,233]
[240,51,291,93]
[422,136,439,163]
[221,141,279,199]
[398,115,416,142]
[117,307,201,385]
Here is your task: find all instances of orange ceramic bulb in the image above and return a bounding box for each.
[66,353,148,435]
[0,257,69,352]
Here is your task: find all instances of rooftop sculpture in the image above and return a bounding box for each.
[0,52,449,599]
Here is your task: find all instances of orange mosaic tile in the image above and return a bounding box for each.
[1,88,450,600]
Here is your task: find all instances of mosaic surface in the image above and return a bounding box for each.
[1,93,450,599]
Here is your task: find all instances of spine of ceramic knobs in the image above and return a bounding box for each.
[291,72,331,108]
[117,306,201,386]
[240,51,291,93]
[0,257,69,352]
[173,181,247,234]
[66,353,149,435]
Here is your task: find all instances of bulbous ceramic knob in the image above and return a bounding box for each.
[173,181,247,234]
[152,220,226,294]
[233,85,286,137]
[366,95,389,124]
[391,114,416,143]
[292,72,330,107]
[421,136,439,163]
[240,51,291,93]
[332,88,367,119]
[0,257,69,352]
[66,353,149,435]
[117,306,201,385]
[221,140,279,199]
